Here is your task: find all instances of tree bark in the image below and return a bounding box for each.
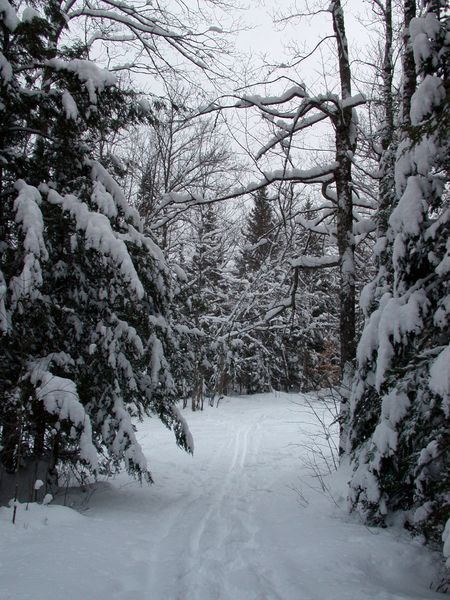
[331,0,357,374]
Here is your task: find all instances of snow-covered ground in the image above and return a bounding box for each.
[0,393,443,600]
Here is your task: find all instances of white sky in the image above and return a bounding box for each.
[235,0,377,93]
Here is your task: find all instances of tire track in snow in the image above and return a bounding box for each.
[181,417,279,600]
[112,409,278,600]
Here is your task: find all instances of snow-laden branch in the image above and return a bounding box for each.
[29,367,99,471]
[62,0,231,76]
[155,163,338,227]
[291,255,339,269]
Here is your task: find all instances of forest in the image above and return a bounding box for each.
[0,0,449,596]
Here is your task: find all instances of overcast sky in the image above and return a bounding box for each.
[234,0,378,93]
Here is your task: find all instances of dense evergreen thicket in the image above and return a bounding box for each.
[348,0,449,571]
[0,0,192,489]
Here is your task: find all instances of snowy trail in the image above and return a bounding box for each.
[0,393,443,600]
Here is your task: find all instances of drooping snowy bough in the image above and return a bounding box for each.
[348,0,449,578]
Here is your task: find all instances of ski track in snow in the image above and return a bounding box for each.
[0,393,444,600]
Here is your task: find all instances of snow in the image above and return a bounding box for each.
[0,393,442,600]
[291,255,339,269]
[410,76,445,125]
[9,181,48,306]
[236,85,307,108]
[0,270,7,333]
[47,188,145,299]
[0,0,19,31]
[21,6,41,22]
[14,181,47,258]
[62,90,78,120]
[389,176,426,237]
[0,50,13,83]
[444,519,450,569]
[375,290,429,390]
[429,345,450,415]
[46,58,116,105]
[410,13,441,71]
[29,367,99,471]
[90,161,141,228]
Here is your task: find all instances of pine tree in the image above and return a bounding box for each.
[348,0,449,572]
[174,205,231,409]
[0,1,192,488]
[238,188,277,275]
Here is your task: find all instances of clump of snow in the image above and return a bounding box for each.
[91,180,118,218]
[433,294,450,329]
[61,90,78,120]
[375,290,429,389]
[21,6,41,22]
[291,255,339,268]
[90,161,141,227]
[0,0,19,31]
[381,389,410,427]
[0,269,7,333]
[0,51,13,83]
[171,405,194,453]
[47,188,145,299]
[14,181,47,258]
[435,237,450,277]
[46,58,116,105]
[418,440,439,467]
[373,420,398,457]
[410,75,445,125]
[443,518,450,569]
[29,367,99,471]
[410,13,441,72]
[429,345,450,415]
[9,181,49,307]
[389,175,426,237]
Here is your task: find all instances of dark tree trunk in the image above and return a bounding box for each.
[378,0,396,236]
[331,0,357,374]
[402,0,417,126]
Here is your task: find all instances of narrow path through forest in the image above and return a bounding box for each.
[0,393,442,600]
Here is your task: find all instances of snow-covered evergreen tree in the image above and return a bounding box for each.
[348,0,449,570]
[0,0,192,485]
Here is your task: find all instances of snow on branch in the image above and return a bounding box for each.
[108,395,150,478]
[161,163,338,208]
[0,270,8,333]
[46,188,145,299]
[235,85,307,108]
[291,255,339,269]
[171,405,194,454]
[9,181,49,308]
[255,94,365,160]
[90,160,141,227]
[0,0,19,31]
[45,59,116,105]
[295,214,335,236]
[64,0,227,74]
[29,367,99,471]
[14,181,48,259]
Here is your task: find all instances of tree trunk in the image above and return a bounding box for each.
[402,0,417,126]
[378,0,396,236]
[331,0,357,374]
